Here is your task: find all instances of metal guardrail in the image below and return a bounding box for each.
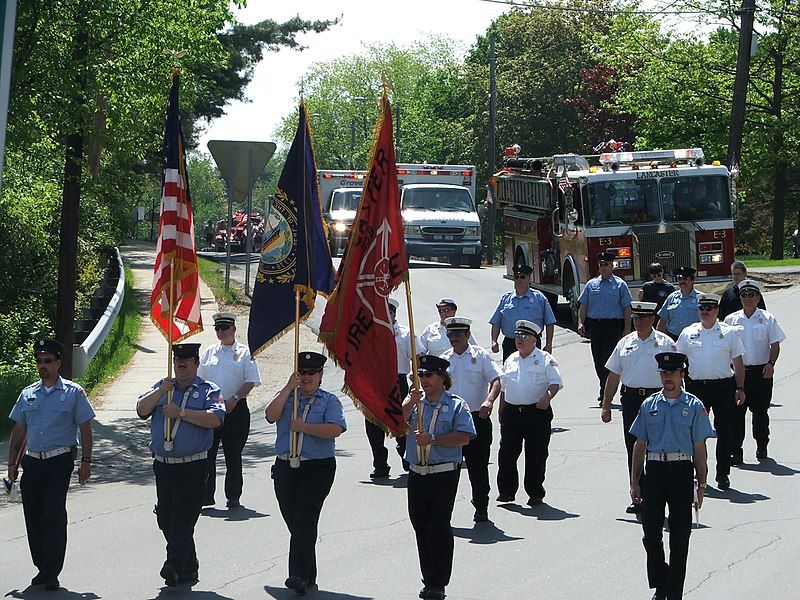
[71,247,125,378]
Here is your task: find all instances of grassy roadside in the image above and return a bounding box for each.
[741,257,800,268]
[197,257,249,307]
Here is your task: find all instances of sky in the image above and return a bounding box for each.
[197,0,510,151]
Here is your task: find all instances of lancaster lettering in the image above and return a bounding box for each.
[635,169,679,179]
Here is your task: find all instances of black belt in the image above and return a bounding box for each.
[745,364,766,370]
[621,385,660,397]
[505,404,537,413]
[688,376,734,385]
[586,317,624,322]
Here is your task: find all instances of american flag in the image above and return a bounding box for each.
[558,167,572,194]
[149,70,203,342]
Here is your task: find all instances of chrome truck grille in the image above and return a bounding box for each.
[420,226,464,242]
[636,230,695,277]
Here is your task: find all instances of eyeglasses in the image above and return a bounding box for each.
[214,324,233,331]
[35,357,57,365]
[513,274,529,280]
[298,369,322,376]
[514,333,532,340]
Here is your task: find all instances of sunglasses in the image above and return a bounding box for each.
[214,324,233,331]
[739,292,757,298]
[446,331,466,339]
[514,333,532,340]
[298,369,322,376]
[699,306,717,312]
[35,357,57,365]
[514,274,529,280]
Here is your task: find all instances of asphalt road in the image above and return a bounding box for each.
[1,263,798,600]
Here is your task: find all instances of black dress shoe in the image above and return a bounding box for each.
[496,494,514,502]
[177,571,199,584]
[651,591,666,600]
[201,498,214,508]
[226,499,240,508]
[626,503,642,514]
[717,475,730,490]
[45,578,60,591]
[527,497,543,506]
[419,586,430,599]
[31,573,47,586]
[756,448,768,460]
[425,586,446,599]
[473,509,489,522]
[369,466,390,479]
[160,564,178,587]
[285,576,307,595]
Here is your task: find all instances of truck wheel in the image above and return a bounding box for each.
[543,291,559,311]
[468,255,482,269]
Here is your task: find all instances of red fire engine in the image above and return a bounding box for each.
[494,147,737,324]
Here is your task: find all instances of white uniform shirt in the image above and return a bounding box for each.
[501,348,564,405]
[418,322,477,358]
[605,329,677,388]
[394,322,413,374]
[724,309,786,366]
[198,340,262,400]
[441,344,502,412]
[676,321,745,380]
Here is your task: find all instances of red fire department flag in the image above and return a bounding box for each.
[319,91,409,436]
[150,71,203,342]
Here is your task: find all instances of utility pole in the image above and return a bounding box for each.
[350,118,356,169]
[395,103,401,161]
[487,35,497,265]
[727,0,756,169]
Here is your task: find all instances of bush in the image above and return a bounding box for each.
[0,366,37,437]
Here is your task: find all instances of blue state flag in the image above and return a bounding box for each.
[248,104,335,355]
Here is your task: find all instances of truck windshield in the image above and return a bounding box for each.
[401,187,474,212]
[661,175,731,222]
[585,179,659,226]
[330,190,362,211]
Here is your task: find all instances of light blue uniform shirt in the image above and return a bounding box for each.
[489,289,557,337]
[629,390,715,454]
[140,376,225,457]
[578,274,632,319]
[404,391,476,465]
[273,389,347,459]
[657,289,700,336]
[9,377,95,452]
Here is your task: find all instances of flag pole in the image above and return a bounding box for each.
[164,256,175,452]
[290,288,301,468]
[403,279,426,466]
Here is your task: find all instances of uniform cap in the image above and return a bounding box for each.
[630,301,658,316]
[515,319,542,336]
[444,316,472,331]
[512,264,533,275]
[737,279,762,294]
[596,251,616,262]
[436,298,457,309]
[298,351,327,370]
[173,343,201,359]
[212,312,236,325]
[674,266,697,278]
[418,355,450,372]
[698,293,721,307]
[33,338,64,357]
[388,298,400,310]
[655,352,688,372]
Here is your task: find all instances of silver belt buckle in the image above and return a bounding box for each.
[289,456,301,469]
[417,464,429,475]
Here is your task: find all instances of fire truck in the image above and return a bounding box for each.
[494,147,737,324]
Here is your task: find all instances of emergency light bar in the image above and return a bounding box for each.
[599,148,704,166]
[321,172,364,179]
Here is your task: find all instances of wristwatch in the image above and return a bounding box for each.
[179,408,186,418]
[81,456,92,463]
[768,360,777,366]
[697,482,706,489]
[736,387,744,391]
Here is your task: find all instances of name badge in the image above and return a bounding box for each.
[649,409,659,416]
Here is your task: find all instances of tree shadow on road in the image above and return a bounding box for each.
[736,457,799,477]
[498,502,579,521]
[263,585,372,599]
[3,587,100,599]
[452,521,523,544]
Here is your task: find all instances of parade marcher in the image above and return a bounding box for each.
[7,339,95,591]
[638,262,675,318]
[136,342,225,587]
[364,298,410,478]
[496,320,564,505]
[718,261,766,320]
[577,251,633,404]
[656,266,699,341]
[601,302,677,514]
[265,352,346,595]
[629,352,715,600]
[403,354,475,600]
[489,263,557,362]
[198,312,261,508]
[724,279,785,462]
[418,298,476,358]
[441,316,502,522]
[676,293,745,490]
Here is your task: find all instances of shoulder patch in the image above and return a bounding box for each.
[549,357,559,367]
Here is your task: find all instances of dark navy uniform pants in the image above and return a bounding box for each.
[206,398,250,503]
[273,457,336,584]
[407,469,460,588]
[365,374,408,470]
[734,366,773,455]
[502,337,517,363]
[621,388,660,491]
[462,411,492,511]
[586,318,625,398]
[497,403,553,501]
[20,452,74,579]
[687,377,735,480]
[154,458,207,576]
[641,460,694,600]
